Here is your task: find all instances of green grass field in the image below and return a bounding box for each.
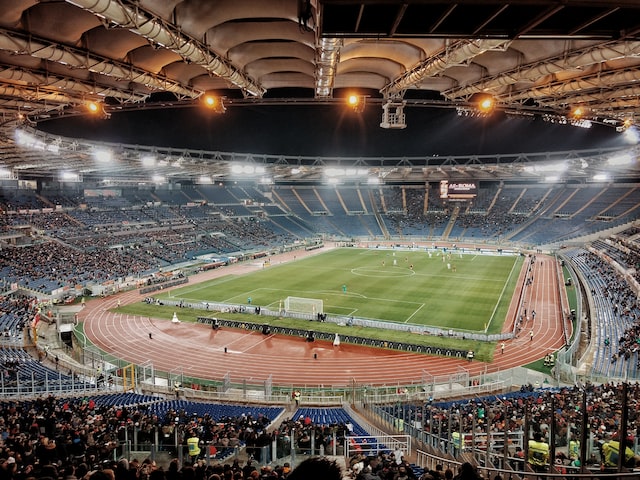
[155,248,522,334]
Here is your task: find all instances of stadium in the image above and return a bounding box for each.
[1,1,640,479]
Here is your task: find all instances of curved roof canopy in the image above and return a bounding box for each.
[0,0,638,127]
[1,1,640,182]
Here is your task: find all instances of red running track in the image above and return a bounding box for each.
[80,250,568,387]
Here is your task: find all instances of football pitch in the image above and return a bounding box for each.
[159,248,523,334]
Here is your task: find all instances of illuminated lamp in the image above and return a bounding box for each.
[347,94,365,113]
[203,93,226,113]
[477,96,495,114]
[86,101,110,119]
[570,106,585,118]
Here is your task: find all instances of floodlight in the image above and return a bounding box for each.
[60,171,80,182]
[347,94,365,113]
[141,155,156,167]
[86,101,110,119]
[623,127,639,144]
[203,93,226,113]
[94,149,112,162]
[523,161,567,173]
[607,153,634,166]
[571,106,584,118]
[477,96,495,113]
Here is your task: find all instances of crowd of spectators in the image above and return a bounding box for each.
[572,250,640,368]
[400,381,640,470]
[0,394,289,480]
[0,195,298,293]
[271,414,352,459]
[0,295,36,337]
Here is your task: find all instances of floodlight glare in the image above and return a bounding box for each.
[141,155,156,167]
[524,161,567,173]
[60,171,80,182]
[94,149,112,162]
[607,153,634,166]
[623,127,639,144]
[347,94,365,112]
[478,96,495,113]
[203,93,226,113]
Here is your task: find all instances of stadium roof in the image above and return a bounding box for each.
[1,0,640,182]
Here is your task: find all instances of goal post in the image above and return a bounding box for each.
[284,296,324,315]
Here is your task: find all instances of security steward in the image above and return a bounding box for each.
[528,432,550,472]
[187,430,201,463]
[601,435,639,470]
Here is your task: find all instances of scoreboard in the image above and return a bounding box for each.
[439,180,478,200]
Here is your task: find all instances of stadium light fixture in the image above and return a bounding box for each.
[141,155,156,167]
[347,94,366,113]
[325,168,344,177]
[623,127,639,144]
[230,164,266,175]
[477,96,495,114]
[86,100,110,119]
[60,171,80,182]
[202,93,226,113]
[570,106,585,118]
[93,149,113,163]
[607,153,634,166]
[523,161,567,173]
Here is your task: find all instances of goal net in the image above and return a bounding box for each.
[284,296,323,315]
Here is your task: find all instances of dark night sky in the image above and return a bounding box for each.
[39,103,629,157]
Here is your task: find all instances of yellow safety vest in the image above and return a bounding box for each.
[603,441,634,467]
[187,436,201,457]
[569,440,580,460]
[528,439,549,466]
